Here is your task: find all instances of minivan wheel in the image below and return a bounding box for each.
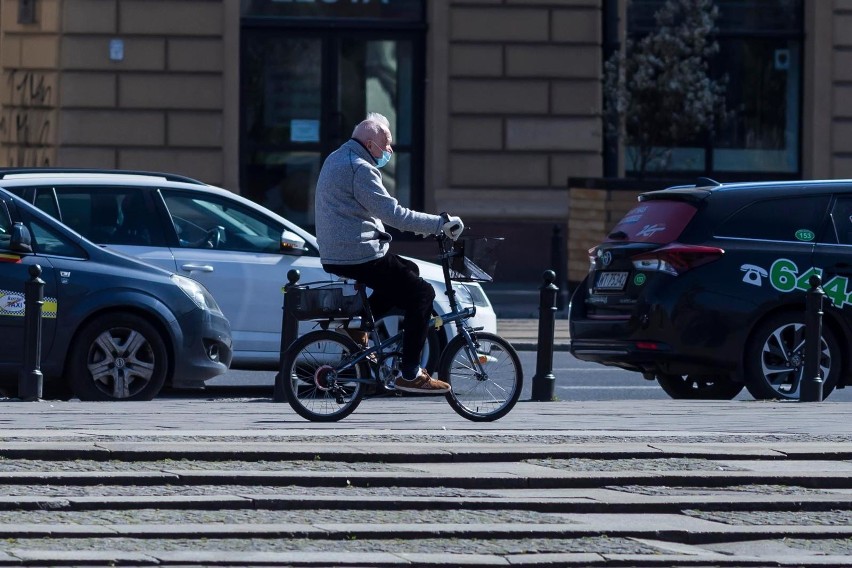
[744,313,839,400]
[656,374,744,399]
[68,313,168,401]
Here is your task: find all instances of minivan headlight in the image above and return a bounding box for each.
[451,282,490,308]
[171,274,223,314]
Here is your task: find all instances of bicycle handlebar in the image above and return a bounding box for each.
[438,211,462,241]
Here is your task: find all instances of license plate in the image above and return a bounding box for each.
[595,271,628,290]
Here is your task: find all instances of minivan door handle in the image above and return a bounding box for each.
[181,263,214,273]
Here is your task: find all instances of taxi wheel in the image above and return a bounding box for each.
[744,312,839,400]
[656,373,744,399]
[68,313,168,401]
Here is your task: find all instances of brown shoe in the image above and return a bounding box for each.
[394,370,451,394]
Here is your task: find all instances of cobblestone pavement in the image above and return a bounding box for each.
[0,398,848,566]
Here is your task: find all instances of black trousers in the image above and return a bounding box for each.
[323,253,435,378]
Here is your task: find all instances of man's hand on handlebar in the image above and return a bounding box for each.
[442,215,464,240]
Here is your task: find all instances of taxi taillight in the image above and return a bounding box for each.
[631,243,724,276]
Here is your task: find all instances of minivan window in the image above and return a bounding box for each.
[53,188,167,246]
[606,201,697,244]
[162,191,315,255]
[716,195,830,242]
[33,188,61,219]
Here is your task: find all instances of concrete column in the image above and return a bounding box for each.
[802,0,833,178]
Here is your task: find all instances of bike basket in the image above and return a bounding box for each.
[288,282,366,321]
[449,236,504,282]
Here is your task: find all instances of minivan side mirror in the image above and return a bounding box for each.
[11,222,33,253]
[280,230,307,256]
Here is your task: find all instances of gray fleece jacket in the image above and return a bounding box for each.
[315,139,442,265]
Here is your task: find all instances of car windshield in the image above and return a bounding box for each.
[162,192,283,253]
[606,201,697,244]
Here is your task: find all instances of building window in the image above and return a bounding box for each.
[240,3,425,232]
[610,0,803,179]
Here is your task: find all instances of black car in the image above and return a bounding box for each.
[569,178,852,400]
[0,187,232,401]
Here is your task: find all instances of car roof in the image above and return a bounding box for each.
[663,178,852,192]
[641,178,852,203]
[0,168,205,185]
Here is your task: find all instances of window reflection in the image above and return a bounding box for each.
[624,0,803,176]
[255,152,321,229]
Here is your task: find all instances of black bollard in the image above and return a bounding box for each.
[531,270,558,401]
[800,274,825,402]
[19,264,44,401]
[274,269,301,403]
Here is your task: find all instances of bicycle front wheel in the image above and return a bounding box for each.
[439,331,523,421]
[280,330,369,422]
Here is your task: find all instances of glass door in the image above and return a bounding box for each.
[240,29,422,233]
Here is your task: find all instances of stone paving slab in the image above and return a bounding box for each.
[1,440,851,461]
[0,494,255,511]
[0,521,849,542]
[0,490,850,514]
[0,399,849,438]
[600,553,852,566]
[7,549,158,565]
[3,466,852,489]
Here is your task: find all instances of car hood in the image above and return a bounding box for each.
[91,244,175,279]
[405,255,445,283]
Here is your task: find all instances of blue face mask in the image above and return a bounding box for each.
[370,141,392,168]
[376,149,392,169]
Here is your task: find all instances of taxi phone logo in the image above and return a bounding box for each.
[742,258,852,309]
[0,293,25,314]
[740,264,768,286]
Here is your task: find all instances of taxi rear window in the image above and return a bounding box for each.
[606,201,697,244]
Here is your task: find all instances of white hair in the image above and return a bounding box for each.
[352,113,391,144]
[366,112,390,128]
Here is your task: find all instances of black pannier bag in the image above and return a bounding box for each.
[289,282,366,321]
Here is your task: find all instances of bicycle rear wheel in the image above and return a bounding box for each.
[439,331,522,421]
[279,330,369,422]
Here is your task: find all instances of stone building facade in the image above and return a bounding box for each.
[0,0,850,282]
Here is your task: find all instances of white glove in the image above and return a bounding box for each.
[442,216,464,240]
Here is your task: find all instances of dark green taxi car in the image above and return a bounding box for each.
[570,179,852,401]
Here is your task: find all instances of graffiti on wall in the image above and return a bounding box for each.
[0,69,53,167]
